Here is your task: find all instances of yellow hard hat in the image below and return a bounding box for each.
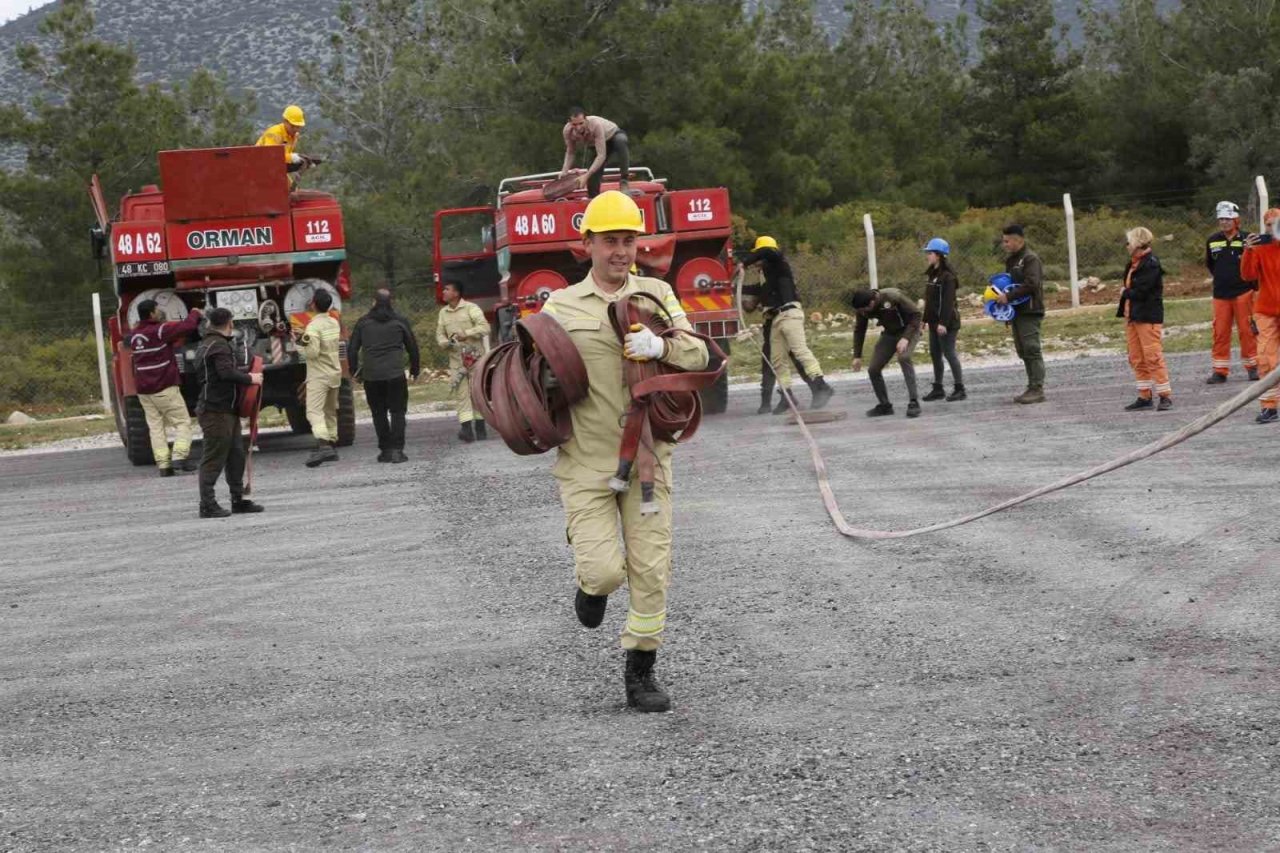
[580,190,644,235]
[282,105,306,127]
[752,235,778,252]
[983,286,999,302]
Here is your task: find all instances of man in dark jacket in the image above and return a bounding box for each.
[738,236,834,413]
[128,299,202,476]
[851,287,923,418]
[995,224,1046,404]
[349,289,421,462]
[1205,201,1259,383]
[195,308,264,518]
[1118,227,1172,410]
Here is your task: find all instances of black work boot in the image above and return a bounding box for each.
[866,402,894,417]
[1206,372,1228,384]
[179,458,199,473]
[1156,395,1173,412]
[624,649,671,713]
[158,466,175,478]
[457,423,476,443]
[390,449,408,463]
[771,390,792,415]
[231,498,265,513]
[946,384,967,402]
[1248,367,1260,381]
[906,399,921,418]
[922,383,946,402]
[377,449,392,463]
[199,502,231,519]
[474,419,488,440]
[1124,396,1154,411]
[575,588,607,628]
[810,377,834,410]
[305,440,337,467]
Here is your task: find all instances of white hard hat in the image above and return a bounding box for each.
[1215,201,1240,219]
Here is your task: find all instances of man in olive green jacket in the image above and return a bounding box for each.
[851,287,923,418]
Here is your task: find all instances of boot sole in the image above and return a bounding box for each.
[626,695,672,712]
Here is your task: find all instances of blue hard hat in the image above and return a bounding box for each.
[923,237,950,255]
[985,301,1016,322]
[988,272,1014,290]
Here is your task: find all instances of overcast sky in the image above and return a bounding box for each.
[0,0,49,26]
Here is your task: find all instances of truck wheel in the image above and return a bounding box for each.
[336,380,356,447]
[285,402,313,435]
[124,395,155,466]
[701,338,730,415]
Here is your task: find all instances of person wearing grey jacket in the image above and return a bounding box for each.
[348,289,421,462]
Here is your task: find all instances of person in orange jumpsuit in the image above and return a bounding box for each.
[1118,227,1172,411]
[1240,208,1280,423]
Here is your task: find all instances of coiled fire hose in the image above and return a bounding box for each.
[473,294,726,512]
[605,292,727,515]
[733,269,1280,540]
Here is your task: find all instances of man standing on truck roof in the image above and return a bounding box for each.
[349,289,420,463]
[195,307,264,518]
[558,107,631,198]
[737,236,834,413]
[436,281,490,442]
[129,299,203,476]
[541,190,709,713]
[256,105,312,172]
[297,289,343,467]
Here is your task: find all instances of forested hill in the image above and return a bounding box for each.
[0,0,1115,120]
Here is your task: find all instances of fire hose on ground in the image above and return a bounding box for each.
[733,269,1280,540]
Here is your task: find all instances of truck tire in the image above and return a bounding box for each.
[336,380,356,447]
[124,395,154,466]
[701,338,730,415]
[285,401,313,435]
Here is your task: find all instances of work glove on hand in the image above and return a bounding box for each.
[624,323,666,361]
[289,153,304,165]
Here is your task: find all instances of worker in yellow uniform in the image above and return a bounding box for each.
[255,105,312,172]
[296,289,343,467]
[541,191,709,713]
[435,281,490,442]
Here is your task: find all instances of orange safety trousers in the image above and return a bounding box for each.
[1256,314,1280,409]
[1211,293,1258,376]
[1126,322,1171,399]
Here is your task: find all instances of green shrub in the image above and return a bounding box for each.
[0,333,104,414]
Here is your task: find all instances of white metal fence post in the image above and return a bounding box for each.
[1256,175,1269,232]
[863,213,879,290]
[1063,193,1080,309]
[91,292,111,414]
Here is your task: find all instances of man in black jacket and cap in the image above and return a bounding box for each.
[195,307,264,518]
[349,289,421,462]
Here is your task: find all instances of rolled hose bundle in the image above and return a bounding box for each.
[470,312,590,455]
[605,292,727,514]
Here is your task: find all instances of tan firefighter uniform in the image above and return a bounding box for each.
[541,273,709,650]
[139,386,193,468]
[768,307,822,388]
[435,299,489,424]
[301,312,342,442]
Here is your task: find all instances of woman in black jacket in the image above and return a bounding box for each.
[921,238,965,401]
[1117,226,1172,411]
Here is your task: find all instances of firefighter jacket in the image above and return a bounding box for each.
[739,247,801,310]
[350,308,420,382]
[301,313,342,389]
[195,330,253,415]
[255,123,298,162]
[853,288,922,359]
[1005,247,1045,316]
[1241,242,1280,316]
[435,300,489,350]
[128,309,202,395]
[1117,251,1164,325]
[542,273,708,476]
[923,263,961,331]
[1206,229,1256,299]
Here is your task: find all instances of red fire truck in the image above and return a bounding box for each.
[89,145,356,465]
[432,167,737,412]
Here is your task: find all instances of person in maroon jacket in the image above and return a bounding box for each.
[128,299,202,476]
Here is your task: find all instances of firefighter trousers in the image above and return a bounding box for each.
[555,454,673,652]
[1256,314,1280,410]
[1212,293,1257,376]
[450,352,477,423]
[306,380,339,442]
[1126,322,1170,398]
[769,307,824,388]
[139,386,192,468]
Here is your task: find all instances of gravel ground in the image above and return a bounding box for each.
[2,351,1278,851]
